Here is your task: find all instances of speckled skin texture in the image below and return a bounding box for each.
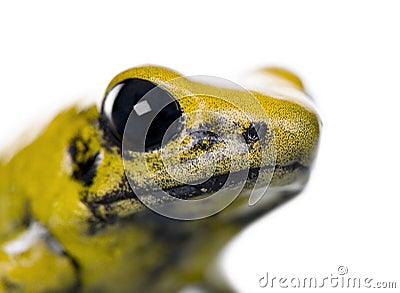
[0,65,320,292]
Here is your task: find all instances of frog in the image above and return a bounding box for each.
[0,65,320,292]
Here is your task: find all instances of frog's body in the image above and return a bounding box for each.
[0,66,320,292]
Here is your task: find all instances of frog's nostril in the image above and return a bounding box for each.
[101,78,182,152]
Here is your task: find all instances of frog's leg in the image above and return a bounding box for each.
[0,181,80,291]
[0,222,79,292]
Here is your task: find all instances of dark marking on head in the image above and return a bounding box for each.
[189,130,222,151]
[82,157,308,234]
[164,161,307,201]
[82,177,138,233]
[99,116,122,151]
[242,122,268,146]
[68,137,100,186]
[21,200,33,228]
[163,167,263,200]
[62,251,82,291]
[1,277,20,291]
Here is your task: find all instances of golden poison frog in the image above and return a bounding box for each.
[0,65,320,292]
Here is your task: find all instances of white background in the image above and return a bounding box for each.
[1,1,399,292]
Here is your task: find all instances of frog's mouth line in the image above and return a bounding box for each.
[84,161,308,225]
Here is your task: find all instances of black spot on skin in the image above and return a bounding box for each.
[190,130,221,151]
[68,137,100,186]
[1,278,20,291]
[82,177,138,233]
[168,161,307,200]
[165,168,256,200]
[88,178,137,206]
[21,200,33,228]
[242,122,268,145]
[99,116,122,151]
[62,251,82,291]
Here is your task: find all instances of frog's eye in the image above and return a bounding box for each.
[101,78,182,151]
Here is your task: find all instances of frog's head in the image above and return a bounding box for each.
[69,65,319,226]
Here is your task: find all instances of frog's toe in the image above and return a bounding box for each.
[0,236,78,292]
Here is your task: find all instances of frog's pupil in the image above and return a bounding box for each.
[105,78,182,151]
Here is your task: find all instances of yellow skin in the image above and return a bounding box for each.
[0,65,320,292]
